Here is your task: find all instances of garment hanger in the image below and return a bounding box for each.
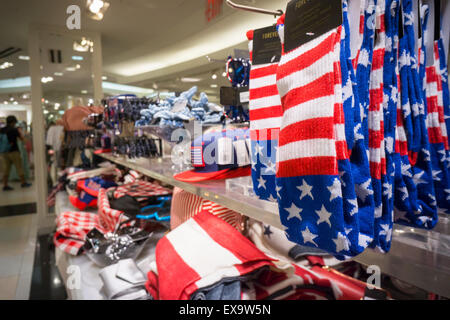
[226,0,283,17]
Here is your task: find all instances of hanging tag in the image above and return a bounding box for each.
[234,139,250,166]
[239,90,250,104]
[284,0,343,53]
[252,25,282,65]
[217,136,233,165]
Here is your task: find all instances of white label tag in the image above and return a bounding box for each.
[171,98,188,113]
[246,138,251,152]
[234,139,250,166]
[239,91,250,103]
[217,137,233,165]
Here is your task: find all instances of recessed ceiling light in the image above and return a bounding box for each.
[13,101,18,105]
[43,110,49,114]
[81,90,88,94]
[222,72,227,77]
[0,62,13,70]
[66,67,76,72]
[22,94,29,99]
[211,74,217,80]
[54,103,60,110]
[76,64,81,69]
[180,77,202,83]
[210,84,218,88]
[88,99,94,104]
[18,55,30,61]
[102,76,107,80]
[45,100,49,104]
[9,97,14,101]
[3,101,8,104]
[72,55,84,61]
[54,72,64,76]
[41,76,54,83]
[87,0,110,21]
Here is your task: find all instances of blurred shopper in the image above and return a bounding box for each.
[0,115,32,191]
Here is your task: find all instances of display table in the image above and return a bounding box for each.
[97,153,450,298]
[54,192,162,300]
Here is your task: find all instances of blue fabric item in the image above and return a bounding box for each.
[251,138,278,202]
[393,0,438,229]
[354,0,378,250]
[192,280,241,300]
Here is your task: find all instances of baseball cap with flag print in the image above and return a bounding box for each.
[174,127,252,182]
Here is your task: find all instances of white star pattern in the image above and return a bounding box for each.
[327,178,342,202]
[354,123,364,140]
[385,137,394,153]
[333,232,350,253]
[402,103,411,118]
[418,216,430,225]
[315,205,332,227]
[401,163,412,178]
[285,203,303,221]
[276,185,282,198]
[298,180,314,200]
[379,224,392,242]
[429,193,437,207]
[263,160,276,174]
[445,189,450,201]
[257,176,266,190]
[413,170,427,185]
[358,234,373,248]
[347,199,358,216]
[358,48,370,67]
[254,144,264,157]
[422,148,431,162]
[345,227,353,235]
[383,182,393,199]
[356,179,374,202]
[301,227,318,246]
[397,186,409,201]
[267,194,277,202]
[432,170,442,182]
[374,205,382,219]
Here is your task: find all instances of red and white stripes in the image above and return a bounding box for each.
[276,27,343,178]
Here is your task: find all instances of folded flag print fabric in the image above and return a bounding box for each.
[145,211,277,300]
[247,30,283,202]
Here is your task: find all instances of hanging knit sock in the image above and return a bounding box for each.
[367,0,396,251]
[275,15,358,257]
[247,30,283,202]
[341,0,377,253]
[354,0,379,248]
[394,1,438,229]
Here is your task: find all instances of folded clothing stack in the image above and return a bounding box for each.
[135,86,225,128]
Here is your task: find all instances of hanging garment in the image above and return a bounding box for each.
[275,3,368,258]
[247,29,283,202]
[394,0,438,229]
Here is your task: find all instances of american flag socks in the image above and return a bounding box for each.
[394,0,438,229]
[424,0,450,214]
[247,30,283,201]
[275,5,365,257]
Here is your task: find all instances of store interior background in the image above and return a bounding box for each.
[0,0,449,300]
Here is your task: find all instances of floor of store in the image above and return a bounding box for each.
[0,214,38,299]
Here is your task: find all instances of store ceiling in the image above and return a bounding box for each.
[0,0,287,100]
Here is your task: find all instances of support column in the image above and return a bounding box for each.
[92,33,103,103]
[28,26,49,226]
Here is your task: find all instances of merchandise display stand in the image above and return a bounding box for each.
[97,153,450,298]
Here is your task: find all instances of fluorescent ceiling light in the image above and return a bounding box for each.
[72,55,84,61]
[0,62,13,70]
[41,76,54,83]
[180,77,202,83]
[54,72,64,76]
[102,76,107,80]
[18,55,30,61]
[210,84,218,88]
[43,110,49,114]
[66,67,77,72]
[81,90,88,94]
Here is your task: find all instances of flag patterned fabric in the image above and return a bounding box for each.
[247,30,283,202]
[393,0,438,229]
[170,187,244,232]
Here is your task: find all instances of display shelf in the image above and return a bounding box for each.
[97,153,450,298]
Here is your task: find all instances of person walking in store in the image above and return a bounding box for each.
[0,115,32,191]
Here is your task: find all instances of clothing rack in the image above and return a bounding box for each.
[225,0,283,17]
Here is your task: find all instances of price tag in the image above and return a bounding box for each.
[284,0,342,53]
[234,139,250,166]
[239,91,250,104]
[253,25,282,65]
[217,137,233,165]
